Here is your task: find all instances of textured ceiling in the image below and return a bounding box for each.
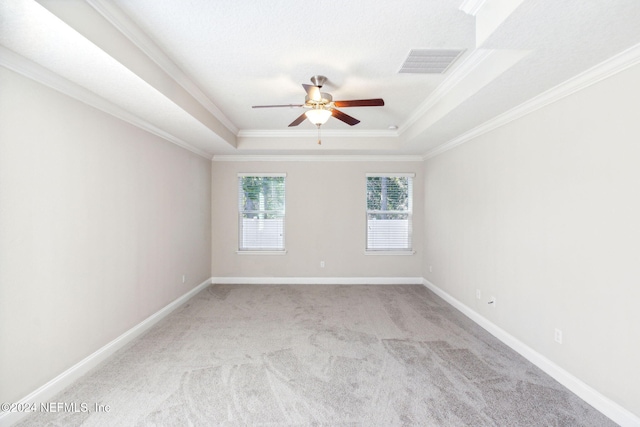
[110,0,474,132]
[1,0,640,158]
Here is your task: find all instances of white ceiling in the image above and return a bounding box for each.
[2,0,640,158]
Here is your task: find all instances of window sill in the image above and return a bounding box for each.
[236,250,287,255]
[364,250,415,256]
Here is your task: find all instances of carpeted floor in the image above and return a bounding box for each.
[17,284,615,426]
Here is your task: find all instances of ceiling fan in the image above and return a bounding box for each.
[252,75,385,130]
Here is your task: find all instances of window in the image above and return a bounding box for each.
[238,174,286,252]
[366,173,414,252]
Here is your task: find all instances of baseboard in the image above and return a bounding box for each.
[211,276,424,285]
[6,277,634,426]
[0,277,212,427]
[422,278,640,427]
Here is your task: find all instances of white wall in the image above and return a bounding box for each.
[212,160,423,279]
[423,62,640,417]
[0,67,212,403]
[3,42,637,421]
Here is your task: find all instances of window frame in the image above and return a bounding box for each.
[365,173,415,255]
[237,173,287,255]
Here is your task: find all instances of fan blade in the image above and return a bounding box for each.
[333,98,385,108]
[252,104,304,108]
[331,109,360,126]
[288,112,308,127]
[302,84,322,102]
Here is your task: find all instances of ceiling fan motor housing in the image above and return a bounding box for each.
[252,75,383,128]
[310,75,327,88]
[305,93,333,106]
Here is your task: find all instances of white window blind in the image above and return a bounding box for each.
[366,174,413,251]
[238,174,286,251]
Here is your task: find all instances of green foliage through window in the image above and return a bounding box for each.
[240,176,285,219]
[238,175,286,251]
[367,176,409,211]
[366,175,413,251]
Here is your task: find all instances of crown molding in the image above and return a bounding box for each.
[459,0,487,16]
[0,46,212,160]
[399,48,490,134]
[423,41,640,160]
[87,0,239,135]
[212,154,424,162]
[237,129,399,139]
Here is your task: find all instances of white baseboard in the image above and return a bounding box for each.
[5,277,635,426]
[422,278,640,427]
[211,276,424,285]
[0,277,212,427]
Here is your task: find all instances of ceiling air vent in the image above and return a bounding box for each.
[399,49,465,74]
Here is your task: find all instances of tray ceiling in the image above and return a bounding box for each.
[1,0,640,158]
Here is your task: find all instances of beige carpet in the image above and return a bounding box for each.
[17,284,614,426]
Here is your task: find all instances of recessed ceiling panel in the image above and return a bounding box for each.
[5,0,640,157]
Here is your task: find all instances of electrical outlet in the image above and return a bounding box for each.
[554,328,563,344]
[182,275,186,284]
[476,289,481,299]
[429,265,433,272]
[320,261,325,268]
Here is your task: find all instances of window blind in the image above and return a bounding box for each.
[238,174,286,251]
[366,175,413,251]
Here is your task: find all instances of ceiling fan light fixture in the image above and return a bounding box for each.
[305,109,332,125]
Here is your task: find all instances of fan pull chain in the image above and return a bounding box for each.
[317,124,322,145]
